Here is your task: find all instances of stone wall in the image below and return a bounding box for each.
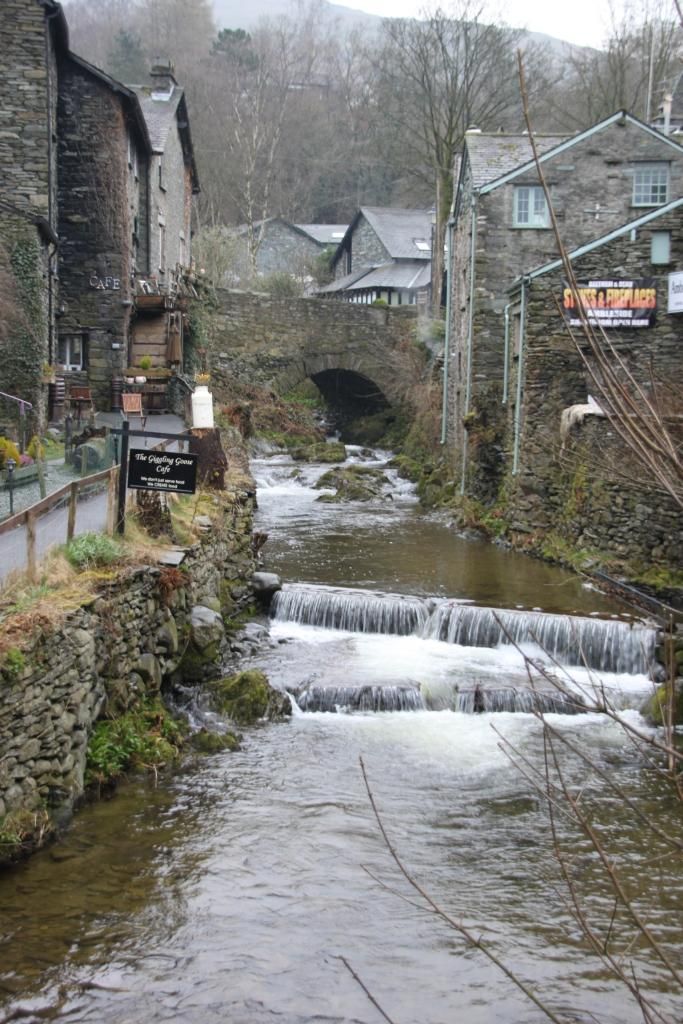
[209,289,419,406]
[0,492,257,856]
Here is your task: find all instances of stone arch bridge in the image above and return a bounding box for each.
[207,290,421,415]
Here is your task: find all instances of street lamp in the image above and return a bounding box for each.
[6,457,16,517]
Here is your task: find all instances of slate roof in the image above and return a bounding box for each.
[296,224,348,245]
[359,207,433,259]
[465,133,569,188]
[67,53,151,150]
[131,85,184,153]
[318,259,430,293]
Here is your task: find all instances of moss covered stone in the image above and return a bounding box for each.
[210,670,291,725]
[640,681,683,727]
[191,728,241,753]
[291,441,347,463]
[315,465,388,503]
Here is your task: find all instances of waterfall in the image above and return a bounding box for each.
[423,603,655,675]
[294,684,425,713]
[271,584,430,637]
[272,584,656,714]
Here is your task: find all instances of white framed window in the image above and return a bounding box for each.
[513,186,549,228]
[633,164,668,206]
[58,332,87,371]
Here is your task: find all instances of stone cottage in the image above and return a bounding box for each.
[320,207,432,306]
[231,217,347,284]
[446,111,683,501]
[500,199,683,571]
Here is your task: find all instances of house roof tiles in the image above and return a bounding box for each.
[359,207,433,259]
[465,133,568,188]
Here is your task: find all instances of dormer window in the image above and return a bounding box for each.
[513,186,549,228]
[633,163,668,206]
[413,239,430,252]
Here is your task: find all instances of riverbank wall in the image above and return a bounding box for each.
[0,488,257,865]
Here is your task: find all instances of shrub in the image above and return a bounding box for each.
[0,437,21,470]
[65,532,121,569]
[371,297,388,307]
[138,355,152,370]
[85,700,184,785]
[27,435,45,461]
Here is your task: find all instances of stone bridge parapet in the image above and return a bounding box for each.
[208,290,420,405]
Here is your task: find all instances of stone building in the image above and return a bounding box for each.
[57,53,151,408]
[128,65,200,397]
[321,207,432,306]
[499,199,683,570]
[0,0,67,428]
[0,4,200,424]
[446,111,683,500]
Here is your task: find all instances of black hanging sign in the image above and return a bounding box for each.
[127,448,198,494]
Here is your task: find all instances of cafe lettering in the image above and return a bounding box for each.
[562,279,657,328]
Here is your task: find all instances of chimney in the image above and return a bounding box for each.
[661,92,673,136]
[150,61,177,99]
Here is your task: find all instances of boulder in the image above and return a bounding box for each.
[190,605,225,651]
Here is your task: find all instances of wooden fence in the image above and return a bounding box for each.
[0,465,119,583]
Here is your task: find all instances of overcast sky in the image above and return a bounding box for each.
[339,0,633,48]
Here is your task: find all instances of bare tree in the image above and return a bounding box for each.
[545,0,682,129]
[373,2,539,311]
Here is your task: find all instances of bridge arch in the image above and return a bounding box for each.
[210,290,421,415]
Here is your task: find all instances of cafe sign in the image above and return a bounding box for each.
[562,279,656,328]
[127,449,198,494]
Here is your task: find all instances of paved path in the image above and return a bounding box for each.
[0,414,186,586]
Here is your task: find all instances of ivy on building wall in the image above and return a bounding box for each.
[0,224,47,432]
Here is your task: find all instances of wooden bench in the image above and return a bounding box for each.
[121,392,147,429]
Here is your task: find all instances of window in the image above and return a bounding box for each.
[633,164,668,206]
[513,186,549,228]
[651,230,671,264]
[159,221,166,274]
[58,333,87,371]
[413,238,430,252]
[158,157,166,191]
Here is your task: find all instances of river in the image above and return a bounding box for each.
[0,446,681,1024]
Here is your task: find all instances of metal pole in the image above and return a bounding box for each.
[116,419,130,535]
[6,458,15,517]
[440,218,454,445]
[512,281,527,476]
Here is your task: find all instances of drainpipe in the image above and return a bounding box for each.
[459,192,478,495]
[440,217,454,445]
[502,303,512,405]
[44,5,60,366]
[512,279,528,476]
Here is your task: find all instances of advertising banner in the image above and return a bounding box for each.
[127,449,198,494]
[668,271,683,314]
[562,279,656,328]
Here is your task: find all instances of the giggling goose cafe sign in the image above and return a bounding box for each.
[669,271,683,314]
[562,280,657,328]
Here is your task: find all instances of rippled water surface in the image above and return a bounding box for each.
[0,447,680,1024]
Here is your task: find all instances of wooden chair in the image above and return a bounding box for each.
[68,385,93,425]
[122,392,147,430]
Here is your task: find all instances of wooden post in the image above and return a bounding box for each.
[67,481,78,541]
[37,459,46,500]
[80,444,88,477]
[106,466,118,534]
[116,419,130,535]
[26,510,37,581]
